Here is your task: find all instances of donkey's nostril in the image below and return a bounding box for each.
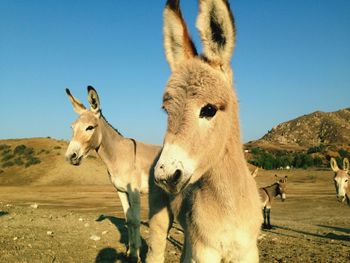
[168,169,182,184]
[160,164,164,169]
[71,153,77,159]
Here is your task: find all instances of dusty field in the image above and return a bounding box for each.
[1,169,350,262]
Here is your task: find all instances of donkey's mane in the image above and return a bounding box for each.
[100,112,123,137]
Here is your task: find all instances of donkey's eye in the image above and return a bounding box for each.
[199,104,217,119]
[345,179,348,183]
[86,126,95,131]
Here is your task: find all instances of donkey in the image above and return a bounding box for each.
[253,171,288,230]
[330,157,350,206]
[147,0,262,262]
[65,86,161,261]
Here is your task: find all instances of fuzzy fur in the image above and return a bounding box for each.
[147,0,262,262]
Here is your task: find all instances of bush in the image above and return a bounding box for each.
[1,149,11,156]
[338,149,350,160]
[53,146,62,150]
[23,147,34,156]
[2,153,14,162]
[14,157,24,166]
[307,144,326,154]
[0,144,10,151]
[249,149,324,170]
[313,156,324,167]
[25,156,41,168]
[14,144,27,155]
[2,161,14,168]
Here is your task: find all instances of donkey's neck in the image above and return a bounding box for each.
[95,116,125,171]
[346,184,350,206]
[264,183,279,199]
[203,138,248,206]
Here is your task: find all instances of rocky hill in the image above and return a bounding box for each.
[247,108,350,151]
[0,138,109,186]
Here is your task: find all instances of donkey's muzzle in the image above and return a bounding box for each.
[66,152,82,166]
[154,169,186,194]
[337,195,346,203]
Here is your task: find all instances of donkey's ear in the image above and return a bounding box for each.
[66,88,86,115]
[197,0,236,65]
[163,0,197,71]
[330,158,339,172]
[251,167,259,178]
[87,86,101,114]
[343,158,349,172]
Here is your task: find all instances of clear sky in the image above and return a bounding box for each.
[1,0,349,145]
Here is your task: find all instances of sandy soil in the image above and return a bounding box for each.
[1,169,350,262]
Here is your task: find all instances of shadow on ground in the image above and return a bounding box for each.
[0,211,8,217]
[96,214,148,262]
[95,247,124,263]
[275,225,350,242]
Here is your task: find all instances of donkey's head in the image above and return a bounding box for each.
[275,175,288,202]
[154,0,238,194]
[330,157,349,203]
[65,86,103,165]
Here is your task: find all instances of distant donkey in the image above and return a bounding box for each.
[65,86,161,261]
[330,157,350,206]
[252,170,288,229]
[147,0,262,262]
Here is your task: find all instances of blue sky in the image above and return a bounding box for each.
[1,0,349,145]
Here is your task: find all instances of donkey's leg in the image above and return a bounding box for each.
[117,191,140,261]
[266,208,271,229]
[146,190,173,263]
[180,235,192,263]
[262,207,267,229]
[127,189,142,261]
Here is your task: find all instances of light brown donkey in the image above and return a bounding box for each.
[253,170,288,229]
[148,0,262,262]
[330,157,350,206]
[65,86,161,261]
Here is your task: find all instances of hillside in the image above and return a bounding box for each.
[245,108,350,169]
[0,138,109,186]
[247,108,350,150]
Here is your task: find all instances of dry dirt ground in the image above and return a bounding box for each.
[1,169,350,263]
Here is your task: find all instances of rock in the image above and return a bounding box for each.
[90,235,101,241]
[30,203,38,209]
[78,218,83,222]
[13,237,18,241]
[84,223,89,228]
[102,230,108,235]
[47,231,54,236]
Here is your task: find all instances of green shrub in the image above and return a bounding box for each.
[23,147,34,156]
[14,144,27,155]
[53,146,62,150]
[14,157,24,166]
[1,149,11,155]
[307,144,326,154]
[2,153,14,162]
[0,144,10,151]
[249,148,324,170]
[38,149,46,154]
[25,156,41,168]
[2,161,14,168]
[313,156,324,167]
[338,149,350,160]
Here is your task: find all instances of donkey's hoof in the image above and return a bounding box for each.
[126,249,141,263]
